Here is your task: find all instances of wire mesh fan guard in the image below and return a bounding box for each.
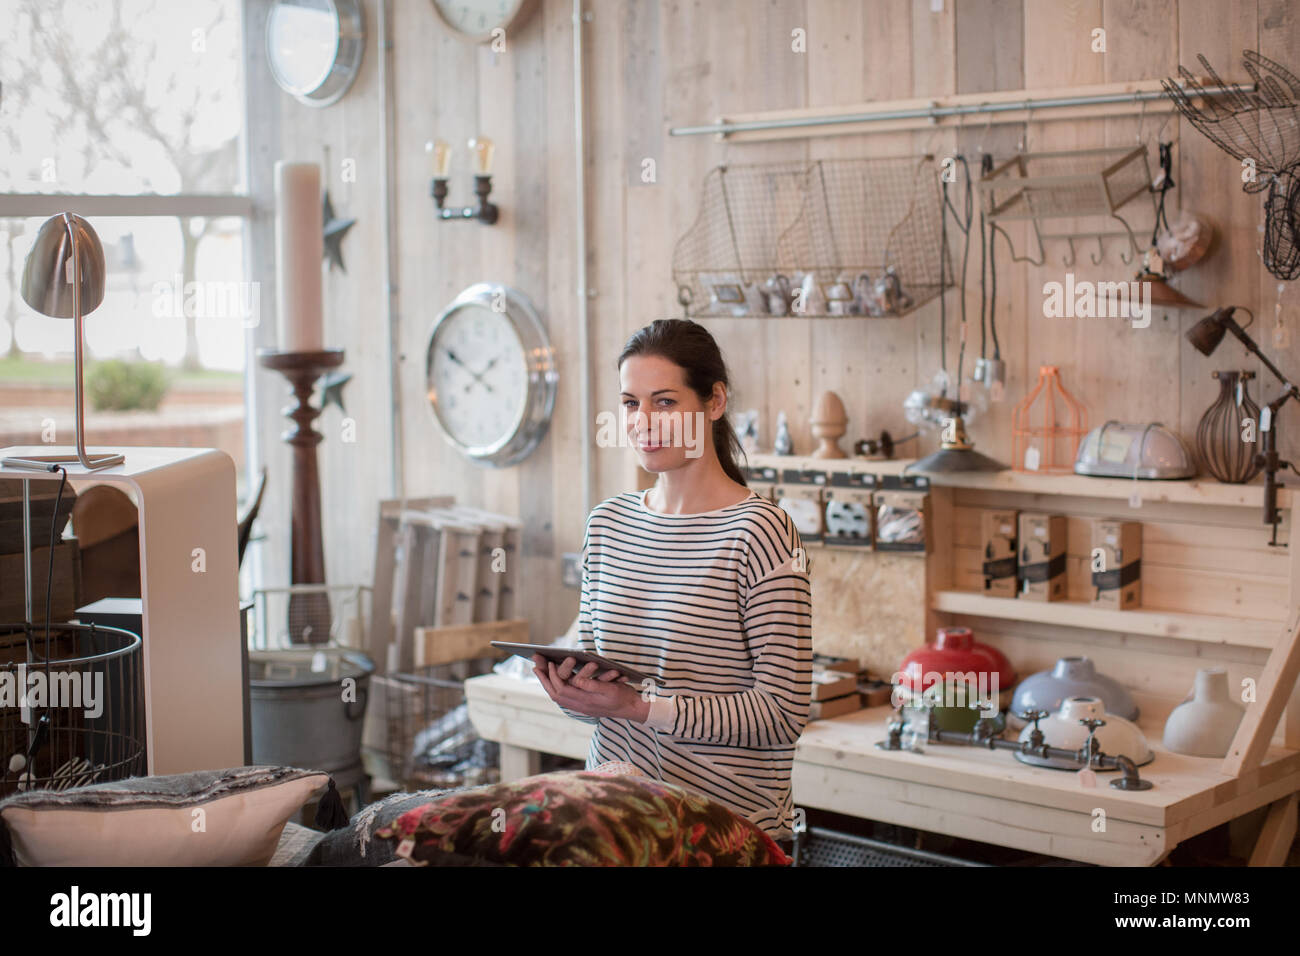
[1195,370,1262,484]
[1012,365,1089,474]
[671,156,951,317]
[1163,51,1300,280]
[1,622,145,799]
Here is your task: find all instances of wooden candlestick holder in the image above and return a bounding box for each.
[256,347,344,644]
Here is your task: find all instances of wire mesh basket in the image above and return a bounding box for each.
[0,621,145,799]
[247,584,371,651]
[672,156,950,318]
[979,146,1155,263]
[380,656,500,792]
[792,826,990,867]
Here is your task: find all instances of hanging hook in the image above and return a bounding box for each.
[976,106,992,156]
[1018,102,1032,153]
[1155,107,1175,144]
[1119,241,1135,265]
[1135,96,1148,144]
[1089,235,1106,265]
[1062,236,1077,268]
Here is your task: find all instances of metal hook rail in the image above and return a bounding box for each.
[669,80,1251,142]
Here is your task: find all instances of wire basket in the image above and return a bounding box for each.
[672,156,950,318]
[792,826,990,867]
[979,146,1155,264]
[248,584,371,651]
[0,621,145,799]
[381,656,500,792]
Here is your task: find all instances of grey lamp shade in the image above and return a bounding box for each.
[21,213,106,318]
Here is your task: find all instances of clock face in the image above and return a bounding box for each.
[425,283,556,467]
[431,0,531,40]
[428,304,528,452]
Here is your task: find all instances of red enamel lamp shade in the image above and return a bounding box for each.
[897,627,1017,695]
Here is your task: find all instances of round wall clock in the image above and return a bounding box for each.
[266,0,365,108]
[431,0,537,42]
[425,283,556,467]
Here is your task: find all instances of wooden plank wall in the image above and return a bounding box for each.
[245,0,1300,650]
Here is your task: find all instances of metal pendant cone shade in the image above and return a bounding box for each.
[21,213,106,317]
[908,414,1007,474]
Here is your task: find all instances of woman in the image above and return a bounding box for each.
[533,318,813,856]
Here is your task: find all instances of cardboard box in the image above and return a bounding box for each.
[1092,519,1142,609]
[873,490,928,553]
[1018,513,1067,601]
[858,679,895,708]
[813,653,866,676]
[981,509,1019,598]
[811,667,859,701]
[810,693,862,720]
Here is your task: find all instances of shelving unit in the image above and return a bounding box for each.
[931,590,1283,648]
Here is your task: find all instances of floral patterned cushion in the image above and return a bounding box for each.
[374,770,790,867]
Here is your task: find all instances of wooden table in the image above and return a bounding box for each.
[465,672,1300,866]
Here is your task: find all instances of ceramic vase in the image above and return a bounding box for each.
[1162,668,1245,758]
[1009,656,1138,728]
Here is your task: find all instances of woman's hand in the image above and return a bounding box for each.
[533,654,651,722]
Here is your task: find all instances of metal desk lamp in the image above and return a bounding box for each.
[2,212,124,472]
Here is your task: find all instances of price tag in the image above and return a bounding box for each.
[990,380,1005,403]
[1261,406,1273,433]
[1077,767,1098,788]
[1129,490,1142,508]
[311,651,327,673]
[1024,446,1041,471]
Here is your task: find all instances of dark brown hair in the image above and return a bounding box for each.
[617,319,747,486]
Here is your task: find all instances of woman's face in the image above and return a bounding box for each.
[619,354,721,474]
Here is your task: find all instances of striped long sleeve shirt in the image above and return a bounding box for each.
[558,488,813,841]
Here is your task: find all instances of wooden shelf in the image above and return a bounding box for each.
[744,451,1291,509]
[933,469,1292,510]
[933,590,1286,649]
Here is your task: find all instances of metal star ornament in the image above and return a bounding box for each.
[322,190,356,273]
[319,370,353,414]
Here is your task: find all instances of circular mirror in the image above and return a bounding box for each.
[266,0,365,108]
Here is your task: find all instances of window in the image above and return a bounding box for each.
[0,0,251,467]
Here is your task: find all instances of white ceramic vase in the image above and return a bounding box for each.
[1162,668,1245,758]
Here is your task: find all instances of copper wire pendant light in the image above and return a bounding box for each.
[1195,370,1262,483]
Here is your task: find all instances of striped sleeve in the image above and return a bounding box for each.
[648,544,813,747]
[556,536,602,725]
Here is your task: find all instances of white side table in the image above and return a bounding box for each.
[1,446,245,773]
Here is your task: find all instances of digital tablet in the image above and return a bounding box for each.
[491,641,665,686]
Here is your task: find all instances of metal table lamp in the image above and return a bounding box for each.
[2,212,124,472]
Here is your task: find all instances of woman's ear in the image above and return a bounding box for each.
[708,382,728,421]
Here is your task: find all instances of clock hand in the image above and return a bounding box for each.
[442,348,494,393]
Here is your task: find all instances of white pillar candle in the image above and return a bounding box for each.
[274,161,324,352]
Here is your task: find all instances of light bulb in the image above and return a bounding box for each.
[467,137,495,176]
[426,140,451,179]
